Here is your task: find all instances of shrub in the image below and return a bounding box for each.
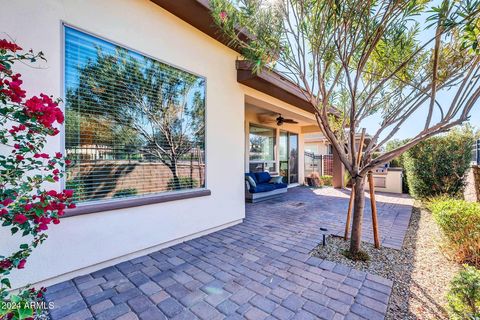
[428,198,480,267]
[447,265,480,320]
[307,172,322,187]
[167,177,198,190]
[113,188,138,198]
[321,175,333,186]
[404,126,474,198]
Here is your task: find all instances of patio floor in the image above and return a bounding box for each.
[45,187,413,320]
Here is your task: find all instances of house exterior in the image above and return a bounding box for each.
[304,133,334,156]
[1,0,343,289]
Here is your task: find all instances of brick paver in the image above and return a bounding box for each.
[46,187,412,319]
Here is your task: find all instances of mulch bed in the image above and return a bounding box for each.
[311,203,459,319]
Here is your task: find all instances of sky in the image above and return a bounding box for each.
[361,4,480,140]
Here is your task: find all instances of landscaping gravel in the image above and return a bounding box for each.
[311,202,460,320]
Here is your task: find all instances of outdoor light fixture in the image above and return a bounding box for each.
[320,227,328,246]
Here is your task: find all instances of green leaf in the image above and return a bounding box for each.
[1,278,11,288]
[11,227,19,235]
[18,306,33,319]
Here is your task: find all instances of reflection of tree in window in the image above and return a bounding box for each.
[65,28,205,201]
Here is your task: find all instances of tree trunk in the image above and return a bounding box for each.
[350,175,366,255]
[169,160,180,190]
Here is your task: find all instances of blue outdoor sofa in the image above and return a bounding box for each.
[245,172,288,203]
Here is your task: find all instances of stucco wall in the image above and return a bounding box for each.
[365,169,404,194]
[464,165,480,202]
[0,0,246,288]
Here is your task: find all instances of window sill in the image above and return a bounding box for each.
[63,189,211,218]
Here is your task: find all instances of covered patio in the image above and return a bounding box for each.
[45,187,412,320]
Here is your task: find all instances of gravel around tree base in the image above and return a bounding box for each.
[311,203,459,320]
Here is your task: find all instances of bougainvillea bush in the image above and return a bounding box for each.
[0,40,74,319]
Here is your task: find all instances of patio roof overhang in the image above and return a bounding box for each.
[150,0,316,114]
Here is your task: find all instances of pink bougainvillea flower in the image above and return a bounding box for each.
[0,209,8,215]
[15,154,24,162]
[1,73,26,103]
[0,39,22,52]
[47,190,58,197]
[219,11,228,23]
[55,152,62,159]
[52,218,60,225]
[17,259,26,269]
[2,198,13,206]
[63,189,74,198]
[14,214,28,224]
[24,203,33,211]
[0,259,12,270]
[68,203,76,209]
[24,94,64,129]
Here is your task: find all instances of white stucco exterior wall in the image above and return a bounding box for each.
[0,0,246,288]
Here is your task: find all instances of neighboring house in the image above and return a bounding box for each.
[1,0,344,288]
[304,133,334,156]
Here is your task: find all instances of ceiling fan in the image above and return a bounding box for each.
[275,114,298,126]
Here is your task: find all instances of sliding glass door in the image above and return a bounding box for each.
[279,131,298,184]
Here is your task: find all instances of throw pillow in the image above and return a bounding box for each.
[269,176,284,184]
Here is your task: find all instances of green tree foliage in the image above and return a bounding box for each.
[210,0,480,255]
[404,126,474,198]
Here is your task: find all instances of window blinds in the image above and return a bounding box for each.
[64,26,206,203]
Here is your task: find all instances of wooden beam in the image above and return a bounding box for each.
[368,171,380,248]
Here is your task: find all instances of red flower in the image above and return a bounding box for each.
[0,39,22,52]
[55,152,62,159]
[2,198,13,206]
[24,203,33,211]
[219,11,228,23]
[67,203,76,209]
[34,153,49,159]
[17,259,26,269]
[14,214,27,224]
[0,259,12,270]
[47,190,58,197]
[0,209,8,215]
[63,189,74,198]
[1,73,26,103]
[53,218,60,225]
[23,94,64,129]
[37,224,48,231]
[53,169,59,175]
[14,144,20,149]
[15,154,24,162]
[65,159,72,166]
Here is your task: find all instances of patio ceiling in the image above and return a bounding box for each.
[150,0,316,115]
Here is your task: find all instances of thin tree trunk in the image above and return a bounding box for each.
[169,160,180,190]
[350,175,366,255]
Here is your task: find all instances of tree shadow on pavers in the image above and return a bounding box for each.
[250,187,443,319]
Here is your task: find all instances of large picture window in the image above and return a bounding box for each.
[64,26,206,203]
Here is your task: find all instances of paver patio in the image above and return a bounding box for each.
[45,187,413,320]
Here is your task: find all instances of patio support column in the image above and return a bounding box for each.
[332,148,345,188]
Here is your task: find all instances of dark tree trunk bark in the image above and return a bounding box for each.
[350,175,366,255]
[169,160,180,190]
